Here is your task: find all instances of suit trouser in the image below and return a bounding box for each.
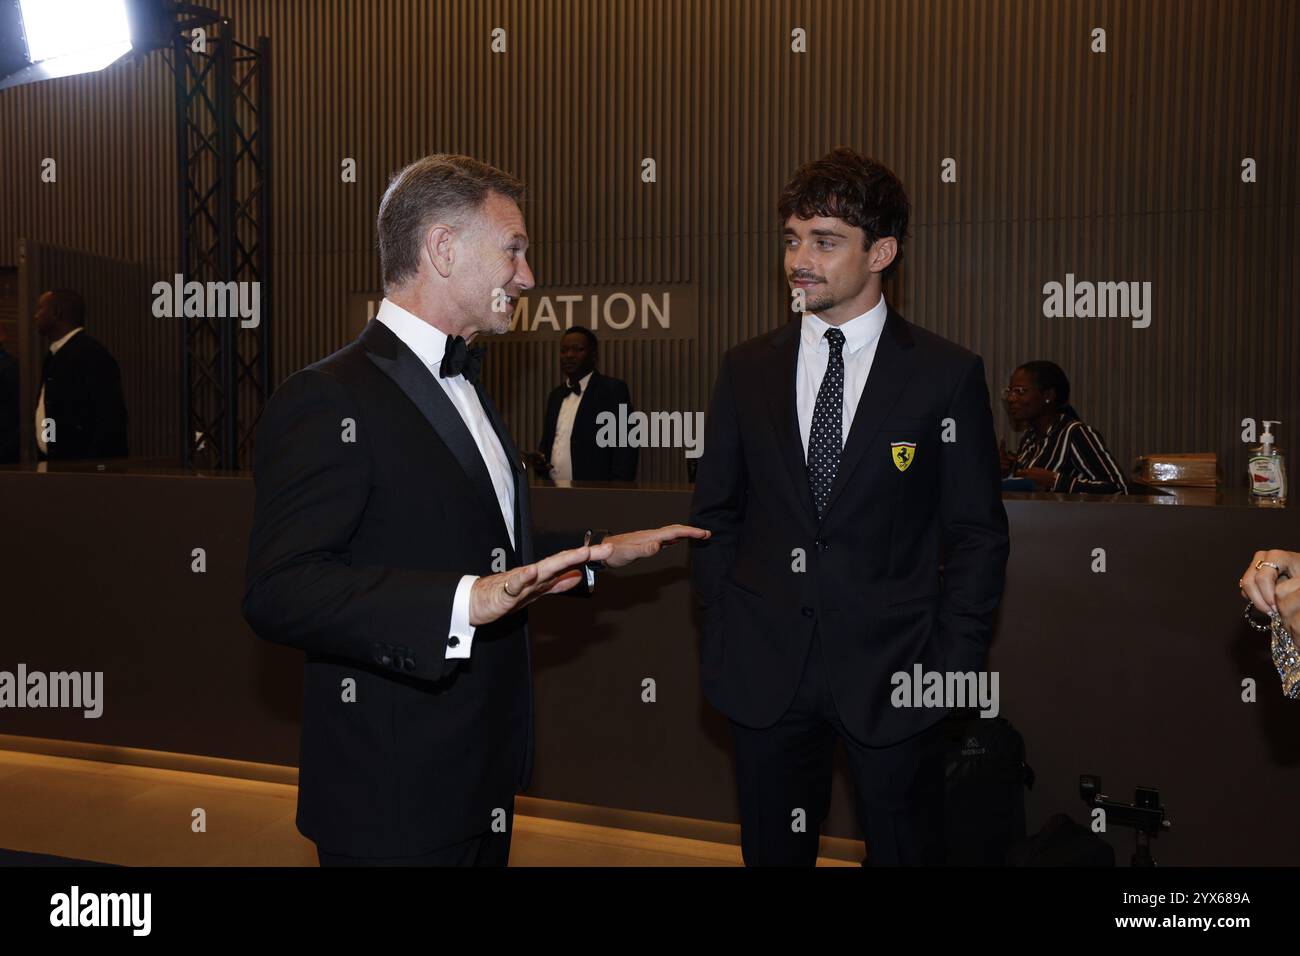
[316,804,514,867]
[730,627,947,866]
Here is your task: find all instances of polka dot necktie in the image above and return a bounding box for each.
[807,327,845,516]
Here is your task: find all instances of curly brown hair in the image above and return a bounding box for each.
[778,147,911,281]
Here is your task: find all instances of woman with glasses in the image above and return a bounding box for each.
[998,360,1129,494]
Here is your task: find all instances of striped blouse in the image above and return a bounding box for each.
[1013,411,1129,494]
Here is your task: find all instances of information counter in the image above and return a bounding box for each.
[1,465,1296,864]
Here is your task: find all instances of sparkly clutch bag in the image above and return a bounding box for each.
[1247,603,1300,699]
[1272,617,1300,700]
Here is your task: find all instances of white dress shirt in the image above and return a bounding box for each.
[35,326,84,455]
[548,370,593,480]
[796,293,889,459]
[375,298,516,660]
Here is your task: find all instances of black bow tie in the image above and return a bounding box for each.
[567,379,583,396]
[440,336,484,383]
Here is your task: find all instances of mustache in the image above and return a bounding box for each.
[789,274,824,283]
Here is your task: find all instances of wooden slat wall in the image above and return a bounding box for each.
[0,0,1295,483]
[0,269,16,356]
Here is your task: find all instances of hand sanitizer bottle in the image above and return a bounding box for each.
[1248,420,1287,507]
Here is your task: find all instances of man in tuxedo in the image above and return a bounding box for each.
[689,148,1009,866]
[533,327,637,481]
[33,290,128,461]
[242,154,704,866]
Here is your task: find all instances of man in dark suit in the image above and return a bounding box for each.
[33,290,128,461]
[533,327,637,481]
[242,154,705,867]
[0,325,18,464]
[689,148,1009,866]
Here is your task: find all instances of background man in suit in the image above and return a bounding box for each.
[530,327,638,481]
[242,154,705,867]
[33,290,128,461]
[689,148,1009,866]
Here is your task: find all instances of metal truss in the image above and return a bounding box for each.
[167,7,271,470]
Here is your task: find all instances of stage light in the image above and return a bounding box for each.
[20,0,132,64]
[0,0,143,91]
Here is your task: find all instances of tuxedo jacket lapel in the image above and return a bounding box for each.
[571,376,595,439]
[472,378,530,562]
[360,319,515,548]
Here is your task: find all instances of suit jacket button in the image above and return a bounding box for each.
[815,539,829,552]
[447,636,460,648]
[801,606,814,618]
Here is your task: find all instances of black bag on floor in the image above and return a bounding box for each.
[941,711,1034,865]
[1006,813,1116,866]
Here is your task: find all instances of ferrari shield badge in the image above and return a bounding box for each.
[891,441,916,472]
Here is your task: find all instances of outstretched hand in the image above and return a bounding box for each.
[469,541,614,626]
[601,524,711,569]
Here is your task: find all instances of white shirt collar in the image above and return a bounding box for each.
[801,292,888,355]
[374,297,454,370]
[570,370,595,392]
[49,327,84,354]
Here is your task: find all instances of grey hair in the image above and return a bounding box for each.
[377,154,525,291]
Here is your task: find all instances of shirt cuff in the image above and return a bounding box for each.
[446,575,478,659]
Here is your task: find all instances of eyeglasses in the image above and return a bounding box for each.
[1001,386,1031,399]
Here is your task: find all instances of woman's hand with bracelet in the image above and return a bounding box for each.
[1240,549,1300,635]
